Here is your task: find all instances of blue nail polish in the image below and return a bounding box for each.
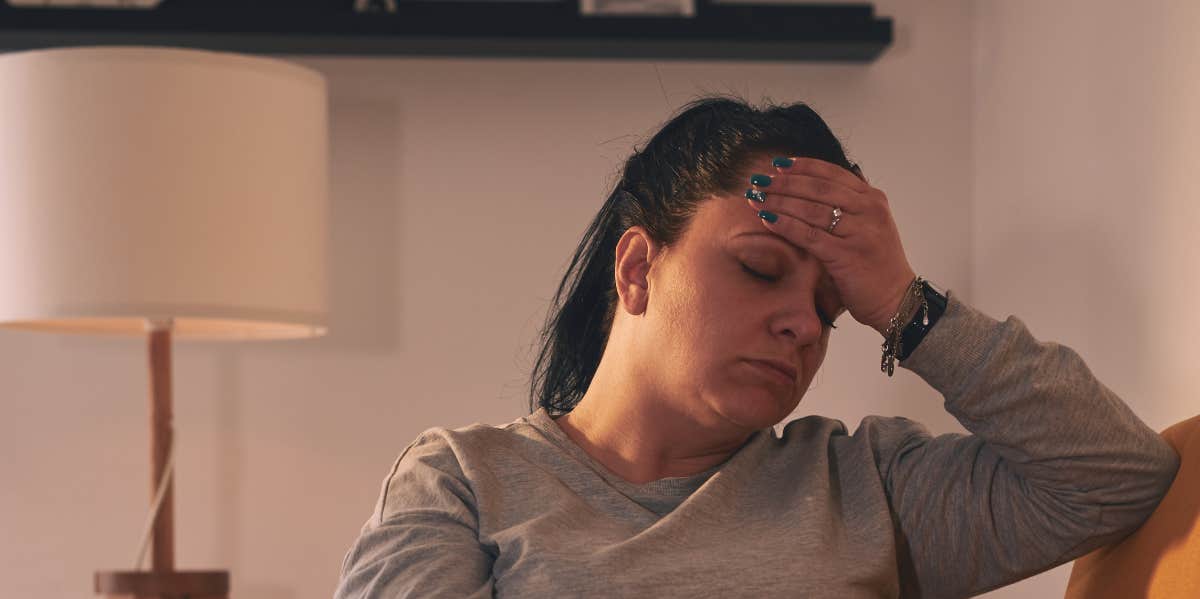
[772,157,794,168]
[750,174,772,187]
[758,210,778,224]
[745,188,766,202]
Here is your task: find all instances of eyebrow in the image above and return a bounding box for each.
[730,231,807,256]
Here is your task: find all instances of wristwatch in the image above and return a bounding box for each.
[896,278,948,362]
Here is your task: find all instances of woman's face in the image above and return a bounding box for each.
[639,167,845,432]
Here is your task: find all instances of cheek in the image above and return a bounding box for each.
[649,281,709,353]
[660,268,734,334]
[651,261,749,367]
[803,335,831,377]
[656,290,740,384]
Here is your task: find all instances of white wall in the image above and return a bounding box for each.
[2,1,1186,597]
[971,1,1200,596]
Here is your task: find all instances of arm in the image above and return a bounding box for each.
[880,292,1179,598]
[334,431,495,599]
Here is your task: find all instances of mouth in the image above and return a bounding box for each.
[745,359,798,384]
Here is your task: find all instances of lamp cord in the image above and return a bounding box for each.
[133,432,176,570]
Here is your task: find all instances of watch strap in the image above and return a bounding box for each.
[897,279,948,362]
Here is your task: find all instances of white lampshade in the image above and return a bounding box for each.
[0,46,328,340]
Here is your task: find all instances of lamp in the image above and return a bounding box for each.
[0,46,329,598]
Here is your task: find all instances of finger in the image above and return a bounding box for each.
[773,156,872,194]
[756,207,841,264]
[749,171,866,215]
[745,194,850,238]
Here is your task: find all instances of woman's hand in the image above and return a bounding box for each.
[746,157,916,337]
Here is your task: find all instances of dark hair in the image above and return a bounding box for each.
[528,95,861,417]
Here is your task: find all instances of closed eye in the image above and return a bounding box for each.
[740,262,778,283]
[739,263,837,329]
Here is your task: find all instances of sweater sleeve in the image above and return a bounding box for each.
[333,430,495,599]
[877,292,1180,599]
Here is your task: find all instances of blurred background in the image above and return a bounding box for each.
[1,0,1196,597]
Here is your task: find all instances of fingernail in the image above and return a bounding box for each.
[745,188,766,202]
[758,210,778,224]
[772,157,794,168]
[750,174,772,187]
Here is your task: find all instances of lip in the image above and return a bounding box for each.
[745,358,798,384]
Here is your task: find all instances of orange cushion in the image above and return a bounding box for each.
[1064,415,1199,598]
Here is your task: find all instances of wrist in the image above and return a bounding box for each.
[877,275,925,377]
[879,276,948,376]
[871,275,920,336]
[896,279,948,362]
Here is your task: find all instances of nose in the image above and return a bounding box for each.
[773,303,825,346]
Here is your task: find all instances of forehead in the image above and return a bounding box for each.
[684,150,820,250]
[684,195,838,293]
[681,197,813,277]
[696,189,797,247]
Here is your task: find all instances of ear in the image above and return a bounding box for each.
[613,226,661,316]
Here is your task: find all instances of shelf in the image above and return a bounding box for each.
[0,1,892,61]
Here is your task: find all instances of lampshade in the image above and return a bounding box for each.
[0,46,328,340]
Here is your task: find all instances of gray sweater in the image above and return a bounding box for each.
[333,293,1180,598]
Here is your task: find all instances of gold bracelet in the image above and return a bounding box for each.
[880,276,927,377]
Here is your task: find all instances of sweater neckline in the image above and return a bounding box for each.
[525,406,766,497]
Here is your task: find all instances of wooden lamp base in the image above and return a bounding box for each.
[95,570,229,599]
[95,324,230,599]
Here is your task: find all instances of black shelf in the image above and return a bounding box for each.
[0,1,891,61]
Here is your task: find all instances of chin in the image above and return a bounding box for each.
[717,391,792,430]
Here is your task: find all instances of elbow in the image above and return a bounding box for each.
[1109,438,1181,532]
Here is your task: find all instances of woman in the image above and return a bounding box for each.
[333,97,1179,598]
